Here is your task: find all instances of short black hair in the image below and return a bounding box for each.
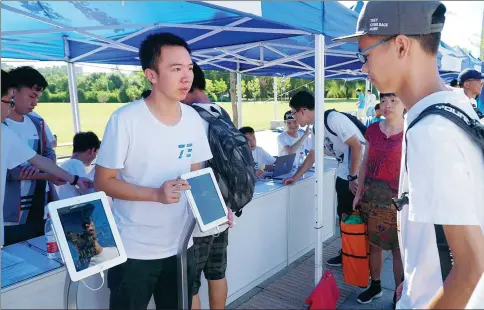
[190,62,206,92]
[356,89,361,92]
[289,90,315,111]
[239,126,255,135]
[374,104,380,110]
[139,33,191,71]
[73,131,101,153]
[9,66,48,91]
[1,70,14,97]
[380,93,396,100]
[450,79,458,87]
[141,89,151,98]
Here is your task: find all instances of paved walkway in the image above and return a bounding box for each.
[227,229,396,310]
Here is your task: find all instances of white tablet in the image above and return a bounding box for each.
[47,191,127,282]
[180,168,229,232]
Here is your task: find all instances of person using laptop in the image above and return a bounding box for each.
[283,90,365,268]
[334,1,484,308]
[277,111,311,168]
[94,33,212,310]
[239,126,276,178]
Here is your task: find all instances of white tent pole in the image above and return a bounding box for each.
[314,33,325,286]
[64,37,81,133]
[273,77,278,120]
[67,62,81,133]
[236,63,243,128]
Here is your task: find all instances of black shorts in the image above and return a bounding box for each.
[108,248,195,310]
[192,229,229,295]
[335,177,355,220]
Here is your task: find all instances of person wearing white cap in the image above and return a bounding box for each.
[334,1,484,309]
[277,111,311,168]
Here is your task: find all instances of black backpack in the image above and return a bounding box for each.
[404,103,484,280]
[191,104,256,217]
[324,109,367,137]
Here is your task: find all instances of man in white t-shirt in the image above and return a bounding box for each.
[57,131,100,199]
[458,69,484,118]
[283,90,365,267]
[94,33,212,310]
[4,66,63,245]
[239,126,276,178]
[1,69,91,247]
[181,62,233,310]
[365,89,377,120]
[277,111,311,168]
[334,1,484,308]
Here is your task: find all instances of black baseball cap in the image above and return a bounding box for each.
[284,110,295,121]
[458,69,484,84]
[333,1,446,42]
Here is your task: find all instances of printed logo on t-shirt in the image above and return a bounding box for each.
[178,143,193,159]
[324,137,344,163]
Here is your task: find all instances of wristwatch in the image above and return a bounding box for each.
[70,175,79,186]
[347,175,358,181]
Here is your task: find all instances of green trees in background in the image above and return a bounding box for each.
[1,63,366,103]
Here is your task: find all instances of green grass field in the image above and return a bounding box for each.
[35,99,358,157]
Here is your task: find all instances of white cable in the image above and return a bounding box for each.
[81,270,105,291]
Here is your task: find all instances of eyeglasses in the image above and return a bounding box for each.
[1,98,15,108]
[356,35,397,64]
[291,109,301,117]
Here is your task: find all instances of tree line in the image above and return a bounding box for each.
[1,63,366,103]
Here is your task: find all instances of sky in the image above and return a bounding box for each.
[3,1,483,73]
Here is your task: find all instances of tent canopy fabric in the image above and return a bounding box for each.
[1,1,363,79]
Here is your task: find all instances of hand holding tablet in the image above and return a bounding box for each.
[180,168,230,232]
[156,179,191,204]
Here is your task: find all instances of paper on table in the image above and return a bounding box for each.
[2,251,43,288]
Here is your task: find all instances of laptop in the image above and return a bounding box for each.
[264,153,297,179]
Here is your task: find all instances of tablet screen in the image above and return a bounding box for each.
[187,174,226,225]
[57,199,120,272]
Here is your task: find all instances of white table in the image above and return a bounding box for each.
[1,168,337,309]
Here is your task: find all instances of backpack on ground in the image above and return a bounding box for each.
[191,104,256,217]
[324,109,367,137]
[404,103,484,280]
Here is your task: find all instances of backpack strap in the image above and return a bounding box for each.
[324,109,337,136]
[191,104,218,123]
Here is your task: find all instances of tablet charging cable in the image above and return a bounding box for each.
[81,270,105,291]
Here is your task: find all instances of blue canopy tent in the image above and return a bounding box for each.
[2,0,364,285]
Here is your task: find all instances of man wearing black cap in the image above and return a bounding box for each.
[458,69,484,115]
[334,1,484,309]
[277,111,311,168]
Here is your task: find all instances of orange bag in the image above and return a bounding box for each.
[340,212,370,287]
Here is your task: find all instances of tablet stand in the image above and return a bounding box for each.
[177,215,197,310]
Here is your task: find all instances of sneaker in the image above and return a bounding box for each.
[326,253,342,267]
[357,281,383,304]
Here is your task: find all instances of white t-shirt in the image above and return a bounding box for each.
[96,100,212,260]
[366,93,377,108]
[56,159,88,200]
[397,91,484,309]
[310,112,365,179]
[1,125,36,246]
[191,103,229,238]
[252,146,276,169]
[30,111,55,145]
[4,116,40,197]
[277,131,310,167]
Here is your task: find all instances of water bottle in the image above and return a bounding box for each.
[45,214,60,260]
[298,151,305,168]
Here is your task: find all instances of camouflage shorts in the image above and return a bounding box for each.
[359,179,399,251]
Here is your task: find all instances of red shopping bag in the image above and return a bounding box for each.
[306,270,340,310]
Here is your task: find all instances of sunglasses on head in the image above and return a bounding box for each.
[1,98,15,108]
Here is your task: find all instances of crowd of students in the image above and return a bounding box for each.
[2,1,484,309]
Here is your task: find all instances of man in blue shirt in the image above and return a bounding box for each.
[356,89,366,122]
